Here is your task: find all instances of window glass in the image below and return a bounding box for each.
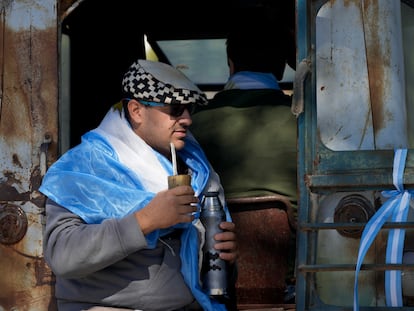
[145,36,295,96]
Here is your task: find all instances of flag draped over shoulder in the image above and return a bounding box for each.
[39,105,230,311]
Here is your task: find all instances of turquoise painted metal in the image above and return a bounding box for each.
[294,0,414,310]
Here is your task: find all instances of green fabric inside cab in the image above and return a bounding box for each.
[191,89,297,204]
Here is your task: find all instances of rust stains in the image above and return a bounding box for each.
[342,0,359,9]
[0,2,58,307]
[0,172,30,201]
[0,203,28,244]
[363,0,387,136]
[1,17,58,142]
[0,246,55,309]
[35,256,55,286]
[0,6,58,200]
[12,153,22,168]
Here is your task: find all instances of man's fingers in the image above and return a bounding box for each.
[169,185,194,195]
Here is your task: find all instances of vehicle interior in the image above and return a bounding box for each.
[59,0,297,309]
[57,1,414,310]
[59,0,296,150]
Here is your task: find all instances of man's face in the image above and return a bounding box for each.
[128,100,193,158]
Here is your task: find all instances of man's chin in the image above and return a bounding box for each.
[173,139,186,150]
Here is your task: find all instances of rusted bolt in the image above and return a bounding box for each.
[0,203,28,245]
[334,194,375,238]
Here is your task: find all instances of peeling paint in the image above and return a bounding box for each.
[363,0,386,134]
[316,0,407,151]
[0,0,58,309]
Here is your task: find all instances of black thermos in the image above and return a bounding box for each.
[200,191,228,298]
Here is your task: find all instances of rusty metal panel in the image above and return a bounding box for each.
[316,0,407,151]
[0,0,58,310]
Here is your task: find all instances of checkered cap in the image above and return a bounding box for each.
[122,59,208,106]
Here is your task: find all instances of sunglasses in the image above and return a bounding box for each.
[139,100,196,118]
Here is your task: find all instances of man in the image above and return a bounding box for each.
[191,19,297,208]
[190,13,297,304]
[40,59,238,311]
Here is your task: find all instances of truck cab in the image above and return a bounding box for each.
[1,0,414,310]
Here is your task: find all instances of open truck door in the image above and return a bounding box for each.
[294,1,414,310]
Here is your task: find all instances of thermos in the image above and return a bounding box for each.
[200,191,228,298]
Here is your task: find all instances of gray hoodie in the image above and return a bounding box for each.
[43,199,199,311]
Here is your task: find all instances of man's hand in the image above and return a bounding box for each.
[214,221,238,264]
[135,185,198,234]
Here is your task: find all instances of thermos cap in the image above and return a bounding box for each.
[204,191,219,196]
[201,192,222,211]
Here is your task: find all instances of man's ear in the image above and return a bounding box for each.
[127,99,144,124]
[128,99,142,115]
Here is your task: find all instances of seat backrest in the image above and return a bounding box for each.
[227,195,296,308]
[191,102,298,201]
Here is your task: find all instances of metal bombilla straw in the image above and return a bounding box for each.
[167,142,191,189]
[170,142,178,176]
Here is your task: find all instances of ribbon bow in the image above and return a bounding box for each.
[354,149,413,311]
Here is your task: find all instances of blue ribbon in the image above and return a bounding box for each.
[354,149,413,311]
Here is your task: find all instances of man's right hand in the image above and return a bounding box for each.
[134,185,198,235]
